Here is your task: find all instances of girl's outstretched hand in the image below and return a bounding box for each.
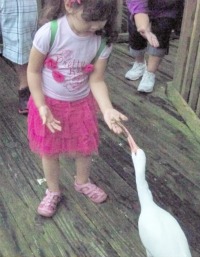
[39,105,62,133]
[103,108,128,134]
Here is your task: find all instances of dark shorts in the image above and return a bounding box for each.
[128,16,175,56]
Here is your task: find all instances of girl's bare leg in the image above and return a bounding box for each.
[42,155,60,192]
[75,155,92,184]
[74,155,107,203]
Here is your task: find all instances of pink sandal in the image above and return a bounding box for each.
[37,189,62,217]
[74,180,107,203]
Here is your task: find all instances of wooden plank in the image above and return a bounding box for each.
[59,158,145,257]
[173,0,197,92]
[195,81,200,117]
[167,82,200,143]
[121,0,129,33]
[117,33,129,43]
[188,39,200,112]
[181,0,200,101]
[186,2,200,111]
[116,0,123,32]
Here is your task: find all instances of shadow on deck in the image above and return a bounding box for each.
[0,39,200,257]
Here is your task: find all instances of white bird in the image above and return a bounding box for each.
[118,122,192,257]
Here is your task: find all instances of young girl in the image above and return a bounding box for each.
[27,0,127,217]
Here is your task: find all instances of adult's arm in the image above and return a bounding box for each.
[126,0,148,15]
[126,0,159,47]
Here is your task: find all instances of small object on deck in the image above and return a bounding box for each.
[37,178,47,185]
[124,129,192,257]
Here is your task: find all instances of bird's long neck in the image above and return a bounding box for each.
[132,150,154,210]
[135,171,154,210]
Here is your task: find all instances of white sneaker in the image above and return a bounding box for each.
[137,70,156,93]
[125,61,146,80]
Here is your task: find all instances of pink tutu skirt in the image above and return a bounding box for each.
[27,93,99,156]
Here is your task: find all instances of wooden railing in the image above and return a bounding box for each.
[172,0,200,117]
[167,0,200,139]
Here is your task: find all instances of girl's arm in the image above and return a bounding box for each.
[89,58,128,134]
[27,46,46,108]
[27,47,61,133]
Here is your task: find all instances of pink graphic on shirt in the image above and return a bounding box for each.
[44,49,94,92]
[56,50,73,66]
[63,76,88,92]
[52,70,65,83]
[44,58,58,69]
[82,64,94,73]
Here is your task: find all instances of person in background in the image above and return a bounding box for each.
[27,0,127,217]
[171,0,184,39]
[0,0,38,114]
[125,0,183,93]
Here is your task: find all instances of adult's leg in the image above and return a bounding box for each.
[147,17,175,72]
[1,0,38,113]
[138,17,175,93]
[128,15,147,63]
[125,16,147,80]
[147,56,162,73]
[15,64,28,90]
[16,63,30,114]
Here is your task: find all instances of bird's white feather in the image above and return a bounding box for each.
[131,149,192,257]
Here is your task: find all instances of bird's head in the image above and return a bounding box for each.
[131,148,146,174]
[113,121,146,173]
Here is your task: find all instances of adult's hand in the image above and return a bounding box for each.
[138,27,159,48]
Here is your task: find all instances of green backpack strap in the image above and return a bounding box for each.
[49,21,107,64]
[50,20,58,48]
[92,37,107,64]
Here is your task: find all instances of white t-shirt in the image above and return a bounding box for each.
[33,15,112,101]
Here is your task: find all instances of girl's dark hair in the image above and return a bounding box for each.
[40,0,120,44]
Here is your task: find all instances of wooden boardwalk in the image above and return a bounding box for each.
[0,39,200,257]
